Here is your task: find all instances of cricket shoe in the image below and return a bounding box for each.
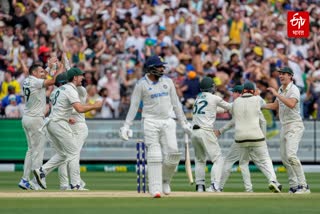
[295,185,311,194]
[80,179,86,188]
[206,183,221,192]
[152,191,161,198]
[268,181,282,193]
[30,179,44,190]
[33,168,47,189]
[70,184,88,191]
[288,186,298,194]
[18,178,33,190]
[196,184,205,192]
[163,182,171,195]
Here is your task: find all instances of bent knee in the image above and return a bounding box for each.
[288,156,300,166]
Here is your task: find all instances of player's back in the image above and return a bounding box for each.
[232,95,264,142]
[22,76,46,117]
[192,92,230,130]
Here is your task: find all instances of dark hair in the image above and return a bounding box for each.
[28,63,43,75]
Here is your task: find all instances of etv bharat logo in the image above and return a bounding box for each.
[287,11,309,38]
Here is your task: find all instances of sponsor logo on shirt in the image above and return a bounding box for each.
[150,92,169,99]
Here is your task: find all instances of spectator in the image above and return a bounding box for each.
[0,71,21,100]
[1,85,22,110]
[0,0,318,119]
[33,1,62,34]
[181,71,200,103]
[99,87,114,119]
[5,94,20,118]
[84,84,99,118]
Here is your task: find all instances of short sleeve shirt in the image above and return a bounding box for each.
[22,76,45,117]
[277,82,302,125]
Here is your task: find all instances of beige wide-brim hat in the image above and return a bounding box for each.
[176,64,186,75]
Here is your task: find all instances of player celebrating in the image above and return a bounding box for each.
[264,67,310,194]
[191,77,231,192]
[215,85,253,192]
[119,55,192,198]
[232,81,282,193]
[18,59,62,190]
[58,84,89,190]
[33,68,102,190]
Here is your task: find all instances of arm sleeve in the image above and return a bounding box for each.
[169,79,187,124]
[124,82,142,127]
[289,87,300,101]
[258,96,267,108]
[219,118,235,134]
[77,86,87,104]
[217,97,232,111]
[259,111,267,137]
[32,78,45,89]
[68,88,81,104]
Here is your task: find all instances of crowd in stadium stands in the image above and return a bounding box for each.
[0,0,319,120]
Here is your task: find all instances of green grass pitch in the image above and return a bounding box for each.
[0,171,319,214]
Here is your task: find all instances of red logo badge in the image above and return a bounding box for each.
[287,11,309,38]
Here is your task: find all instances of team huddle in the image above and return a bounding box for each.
[18,55,310,197]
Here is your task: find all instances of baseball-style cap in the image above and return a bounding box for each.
[243,81,255,91]
[67,67,84,79]
[231,85,243,93]
[277,67,294,75]
[55,72,68,85]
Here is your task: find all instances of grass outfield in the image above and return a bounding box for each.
[0,172,319,214]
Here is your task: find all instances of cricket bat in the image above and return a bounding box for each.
[184,133,194,185]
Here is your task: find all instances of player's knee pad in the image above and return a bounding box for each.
[147,152,162,163]
[162,153,181,183]
[288,156,300,166]
[147,152,163,194]
[163,153,181,166]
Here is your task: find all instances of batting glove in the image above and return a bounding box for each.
[182,121,192,135]
[119,125,133,141]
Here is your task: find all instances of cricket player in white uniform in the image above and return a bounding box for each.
[232,81,282,193]
[191,77,231,192]
[119,55,192,198]
[217,85,268,192]
[58,85,88,190]
[264,67,310,194]
[56,56,89,190]
[33,68,102,190]
[18,60,62,190]
[215,85,252,192]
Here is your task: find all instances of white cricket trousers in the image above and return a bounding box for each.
[58,122,88,187]
[21,116,46,180]
[191,129,224,188]
[42,120,80,186]
[280,122,307,188]
[239,143,278,183]
[143,118,178,195]
[220,142,252,191]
